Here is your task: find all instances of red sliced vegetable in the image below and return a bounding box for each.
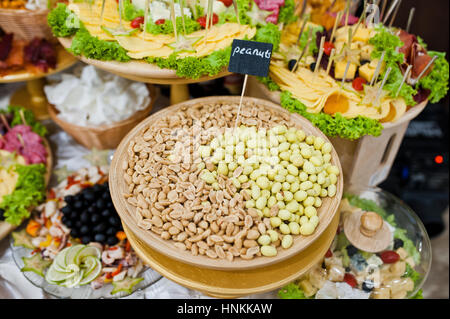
[130,16,145,29]
[343,273,357,288]
[380,250,400,264]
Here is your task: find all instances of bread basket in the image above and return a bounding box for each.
[47,84,158,150]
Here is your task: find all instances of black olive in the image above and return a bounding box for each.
[309,62,317,71]
[101,209,111,218]
[321,261,326,269]
[61,206,72,215]
[83,190,96,201]
[288,59,297,71]
[70,228,80,238]
[95,199,105,209]
[362,280,374,292]
[92,184,103,193]
[394,238,404,249]
[81,235,92,245]
[102,191,111,200]
[64,195,75,204]
[74,201,84,210]
[73,193,83,202]
[69,211,79,220]
[106,227,117,236]
[346,245,358,257]
[106,201,113,208]
[106,236,119,246]
[345,267,351,272]
[74,220,83,228]
[94,233,106,243]
[0,208,5,221]
[80,211,90,223]
[80,225,90,235]
[91,214,101,224]
[87,206,96,214]
[109,216,121,227]
[93,222,107,233]
[361,59,370,65]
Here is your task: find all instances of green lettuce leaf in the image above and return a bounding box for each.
[236,0,251,25]
[3,106,47,137]
[369,24,405,69]
[0,164,47,226]
[394,228,421,265]
[47,3,80,37]
[278,282,313,299]
[382,65,417,106]
[70,27,131,62]
[344,193,391,222]
[257,76,280,91]
[280,91,383,140]
[410,289,423,299]
[403,263,422,284]
[278,0,297,24]
[122,0,144,21]
[254,23,281,51]
[298,25,324,55]
[419,51,449,103]
[146,16,200,35]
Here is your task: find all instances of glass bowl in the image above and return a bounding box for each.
[342,186,432,298]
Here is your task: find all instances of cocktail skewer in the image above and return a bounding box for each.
[232,0,240,24]
[382,0,399,25]
[374,66,392,105]
[330,11,343,43]
[296,18,308,47]
[388,0,402,28]
[370,51,385,86]
[410,55,438,86]
[292,28,313,73]
[326,48,336,75]
[406,7,415,33]
[314,36,326,74]
[395,64,412,97]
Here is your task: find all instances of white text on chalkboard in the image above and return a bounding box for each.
[232,46,272,59]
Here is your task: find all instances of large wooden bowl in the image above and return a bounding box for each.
[58,38,231,85]
[47,85,158,150]
[0,137,53,241]
[109,96,343,271]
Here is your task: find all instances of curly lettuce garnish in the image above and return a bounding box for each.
[278,282,313,299]
[278,0,297,24]
[419,51,449,103]
[1,106,47,137]
[122,0,144,21]
[254,22,281,51]
[47,3,80,37]
[0,164,47,226]
[281,91,383,140]
[146,16,200,35]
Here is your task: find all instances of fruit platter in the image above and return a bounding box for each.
[49,0,297,80]
[110,96,343,271]
[10,165,161,298]
[278,188,431,299]
[0,106,52,241]
[256,6,449,140]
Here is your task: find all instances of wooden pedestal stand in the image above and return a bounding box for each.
[0,46,77,120]
[247,76,429,187]
[58,38,231,105]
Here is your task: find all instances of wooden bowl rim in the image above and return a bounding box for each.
[47,84,158,133]
[251,76,429,131]
[109,96,343,271]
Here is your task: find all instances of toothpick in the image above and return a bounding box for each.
[380,0,388,21]
[314,36,326,73]
[293,28,313,73]
[180,0,187,34]
[395,64,412,97]
[353,0,367,36]
[388,0,402,27]
[235,74,249,130]
[413,55,438,86]
[118,0,124,29]
[406,7,415,33]
[100,0,106,26]
[382,0,399,25]
[19,109,27,126]
[330,11,343,43]
[232,0,240,24]
[169,0,178,40]
[143,0,150,40]
[204,0,213,45]
[296,18,308,47]
[341,60,351,87]
[375,66,392,105]
[344,0,350,27]
[370,51,385,86]
[326,48,336,75]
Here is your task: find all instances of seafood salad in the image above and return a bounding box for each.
[13,166,146,294]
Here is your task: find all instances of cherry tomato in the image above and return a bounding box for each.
[155,19,166,25]
[219,0,233,6]
[380,251,400,264]
[130,16,144,29]
[325,249,333,258]
[343,273,357,288]
[352,77,367,91]
[197,14,219,28]
[323,41,335,56]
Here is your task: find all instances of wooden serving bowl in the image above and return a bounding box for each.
[0,137,53,241]
[109,96,343,271]
[47,85,158,150]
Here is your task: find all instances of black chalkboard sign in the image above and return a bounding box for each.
[228,39,273,77]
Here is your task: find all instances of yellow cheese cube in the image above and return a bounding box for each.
[359,63,375,82]
[334,61,357,80]
[370,59,386,72]
[353,27,371,42]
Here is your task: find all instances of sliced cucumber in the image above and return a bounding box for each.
[79,258,102,286]
[111,277,144,295]
[45,264,77,283]
[54,246,71,271]
[75,246,101,264]
[65,245,85,266]
[21,254,52,277]
[12,229,34,249]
